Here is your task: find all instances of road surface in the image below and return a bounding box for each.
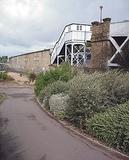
[0,84,124,160]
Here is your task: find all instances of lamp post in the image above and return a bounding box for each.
[100,6,103,23]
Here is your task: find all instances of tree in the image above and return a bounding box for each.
[0,56,8,63]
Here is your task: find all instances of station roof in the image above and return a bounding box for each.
[110,20,129,36]
[10,49,50,59]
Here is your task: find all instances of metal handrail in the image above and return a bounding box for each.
[51,23,91,54]
[51,23,91,64]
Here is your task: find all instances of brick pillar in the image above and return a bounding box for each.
[90,18,111,71]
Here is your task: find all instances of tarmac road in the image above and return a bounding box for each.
[0,84,125,160]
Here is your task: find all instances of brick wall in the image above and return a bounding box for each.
[90,18,112,71]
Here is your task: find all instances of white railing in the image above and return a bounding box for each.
[51,32,66,64]
[51,24,91,64]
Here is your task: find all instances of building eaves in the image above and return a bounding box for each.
[9,49,50,59]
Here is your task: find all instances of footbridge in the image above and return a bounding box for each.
[51,20,129,68]
[50,23,91,66]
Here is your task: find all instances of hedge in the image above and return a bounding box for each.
[65,71,129,128]
[0,95,5,104]
[86,101,129,155]
[35,63,75,96]
[49,94,69,119]
[38,80,69,108]
[0,72,7,80]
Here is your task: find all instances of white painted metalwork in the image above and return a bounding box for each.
[57,55,65,66]
[51,23,91,66]
[108,21,129,67]
[51,20,129,68]
[108,36,129,63]
[110,21,129,37]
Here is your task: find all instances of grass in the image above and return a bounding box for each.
[0,94,5,104]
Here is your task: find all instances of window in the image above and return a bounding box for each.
[80,25,82,30]
[77,25,82,31]
[77,25,79,30]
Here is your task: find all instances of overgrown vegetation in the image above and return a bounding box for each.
[49,94,68,119]
[0,72,7,81]
[0,56,8,63]
[0,94,5,104]
[0,72,14,81]
[35,63,75,96]
[39,80,69,106]
[86,101,129,154]
[35,64,129,155]
[65,71,129,128]
[28,72,36,82]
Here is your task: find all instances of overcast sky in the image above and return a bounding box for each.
[0,0,129,57]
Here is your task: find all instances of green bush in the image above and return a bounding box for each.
[0,72,7,80]
[65,71,129,128]
[0,94,5,104]
[35,63,75,96]
[28,72,36,82]
[99,71,129,104]
[49,94,69,119]
[86,101,129,154]
[38,80,69,108]
[111,72,129,104]
[65,73,103,128]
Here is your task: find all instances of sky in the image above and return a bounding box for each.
[0,0,129,57]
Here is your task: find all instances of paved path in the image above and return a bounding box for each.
[0,84,123,160]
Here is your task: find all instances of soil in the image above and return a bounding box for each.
[7,72,30,85]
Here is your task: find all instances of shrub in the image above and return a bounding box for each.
[111,72,129,104]
[28,72,36,82]
[38,80,69,108]
[35,63,75,96]
[86,101,129,155]
[0,72,7,80]
[0,94,5,104]
[65,73,104,128]
[65,70,129,128]
[98,70,129,105]
[49,94,69,119]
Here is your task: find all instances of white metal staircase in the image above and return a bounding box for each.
[51,23,92,65]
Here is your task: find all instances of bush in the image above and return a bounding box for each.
[111,72,129,104]
[65,70,129,128]
[28,72,36,82]
[38,80,69,108]
[35,63,75,96]
[0,94,5,104]
[86,101,129,155]
[49,94,69,119]
[0,72,7,80]
[65,73,103,128]
[99,70,129,105]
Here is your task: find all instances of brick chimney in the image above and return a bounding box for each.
[90,18,111,71]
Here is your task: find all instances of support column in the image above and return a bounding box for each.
[57,56,59,66]
[65,44,67,62]
[90,18,111,71]
[71,43,74,65]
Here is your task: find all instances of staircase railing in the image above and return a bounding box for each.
[51,25,69,64]
[51,23,91,64]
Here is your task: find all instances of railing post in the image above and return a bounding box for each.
[71,43,74,65]
[65,43,67,62]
